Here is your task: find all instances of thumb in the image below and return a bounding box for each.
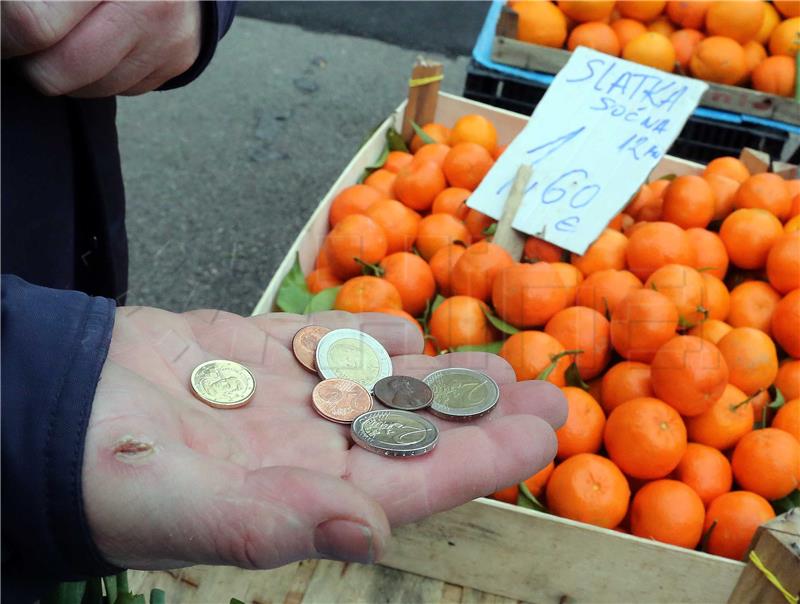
[203,465,392,568]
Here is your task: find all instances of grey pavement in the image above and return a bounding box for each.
[237,1,489,57]
[118,15,472,315]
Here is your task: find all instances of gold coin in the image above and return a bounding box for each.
[190,360,256,409]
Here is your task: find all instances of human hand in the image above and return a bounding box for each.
[84,307,565,570]
[1,1,201,97]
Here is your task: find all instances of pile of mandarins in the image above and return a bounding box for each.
[509,0,800,97]
[303,112,799,561]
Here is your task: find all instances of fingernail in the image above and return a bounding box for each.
[314,519,375,563]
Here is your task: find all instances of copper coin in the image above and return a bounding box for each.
[373,376,433,411]
[292,325,331,373]
[312,378,374,424]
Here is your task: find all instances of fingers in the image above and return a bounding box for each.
[389,351,517,385]
[86,440,391,569]
[250,311,425,357]
[1,1,98,58]
[17,1,201,97]
[345,414,558,526]
[497,381,568,429]
[68,2,201,98]
[386,354,566,431]
[21,2,140,96]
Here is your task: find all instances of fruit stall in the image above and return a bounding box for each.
[127,79,800,602]
[465,0,800,164]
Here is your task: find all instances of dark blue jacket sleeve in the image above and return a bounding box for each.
[2,276,119,602]
[160,0,237,90]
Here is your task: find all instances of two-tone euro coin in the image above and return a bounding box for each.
[315,328,392,391]
[351,409,439,457]
[422,368,500,421]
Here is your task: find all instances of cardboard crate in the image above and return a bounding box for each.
[247,91,752,603]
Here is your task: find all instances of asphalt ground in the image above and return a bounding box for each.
[118,9,486,315]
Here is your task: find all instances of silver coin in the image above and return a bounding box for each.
[351,409,439,457]
[315,328,392,392]
[373,375,433,411]
[423,368,500,421]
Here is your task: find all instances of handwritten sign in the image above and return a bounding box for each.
[467,47,708,254]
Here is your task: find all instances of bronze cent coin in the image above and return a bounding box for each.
[373,376,433,411]
[292,325,331,373]
[311,378,374,424]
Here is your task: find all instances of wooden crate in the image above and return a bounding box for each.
[490,7,800,127]
[243,91,751,603]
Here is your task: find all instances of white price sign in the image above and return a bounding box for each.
[468,47,708,255]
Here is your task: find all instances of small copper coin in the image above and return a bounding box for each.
[312,378,374,424]
[292,325,331,373]
[373,376,433,411]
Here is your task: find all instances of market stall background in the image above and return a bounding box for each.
[118,3,489,314]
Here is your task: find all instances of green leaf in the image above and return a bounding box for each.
[231,599,247,604]
[113,594,145,604]
[453,341,505,354]
[657,173,677,181]
[386,127,409,152]
[772,489,800,515]
[410,121,436,145]
[482,222,498,236]
[565,361,590,391]
[43,582,86,604]
[82,578,103,604]
[358,144,390,183]
[678,315,697,330]
[518,482,549,513]
[277,254,313,314]
[699,519,717,553]
[355,257,383,276]
[305,286,340,313]
[115,572,129,594]
[536,349,582,381]
[768,386,786,410]
[431,294,446,314]
[103,576,118,604]
[150,590,166,604]
[482,307,519,335]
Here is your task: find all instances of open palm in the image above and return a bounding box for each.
[84,307,565,571]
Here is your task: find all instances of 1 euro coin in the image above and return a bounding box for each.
[315,328,392,391]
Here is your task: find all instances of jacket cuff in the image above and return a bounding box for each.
[159,0,237,90]
[2,275,121,589]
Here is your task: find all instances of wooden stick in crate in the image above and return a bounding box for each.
[401,58,443,143]
[492,165,533,261]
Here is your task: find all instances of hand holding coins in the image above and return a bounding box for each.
[84,307,562,572]
[190,325,503,457]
